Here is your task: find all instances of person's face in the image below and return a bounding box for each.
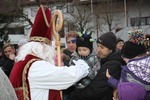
[96,43,112,58]
[66,37,76,52]
[77,47,90,56]
[4,46,15,57]
[116,41,124,50]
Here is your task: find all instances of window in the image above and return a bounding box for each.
[145,34,150,48]
[130,18,135,26]
[147,17,150,25]
[130,17,150,26]
[140,17,146,25]
[0,15,12,23]
[8,27,24,35]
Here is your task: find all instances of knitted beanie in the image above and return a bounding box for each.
[121,41,146,59]
[76,30,95,54]
[97,32,117,51]
[117,38,124,43]
[121,29,146,59]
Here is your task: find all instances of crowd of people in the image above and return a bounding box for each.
[0,6,150,100]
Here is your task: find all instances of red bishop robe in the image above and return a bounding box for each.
[9,54,61,100]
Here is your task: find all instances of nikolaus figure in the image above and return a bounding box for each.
[9,6,91,100]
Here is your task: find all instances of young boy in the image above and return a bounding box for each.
[69,30,100,89]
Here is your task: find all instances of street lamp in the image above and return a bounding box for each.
[124,0,127,26]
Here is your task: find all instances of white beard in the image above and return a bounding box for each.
[16,42,56,65]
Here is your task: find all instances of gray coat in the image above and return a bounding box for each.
[0,68,17,100]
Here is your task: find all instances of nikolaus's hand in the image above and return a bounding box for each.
[73,59,84,65]
[9,53,15,60]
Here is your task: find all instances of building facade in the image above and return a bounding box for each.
[0,0,150,48]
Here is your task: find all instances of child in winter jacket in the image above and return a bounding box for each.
[106,29,150,100]
[69,29,100,89]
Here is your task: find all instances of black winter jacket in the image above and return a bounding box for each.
[69,51,125,100]
[0,56,14,77]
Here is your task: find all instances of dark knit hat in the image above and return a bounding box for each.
[97,32,117,51]
[76,30,95,54]
[117,38,124,43]
[121,29,146,59]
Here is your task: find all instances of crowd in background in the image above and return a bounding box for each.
[0,28,150,100]
[0,7,150,100]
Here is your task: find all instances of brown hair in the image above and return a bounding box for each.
[3,43,15,50]
[65,31,77,41]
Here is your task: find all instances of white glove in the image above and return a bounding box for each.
[73,59,90,71]
[72,59,90,78]
[73,59,88,67]
[73,59,97,79]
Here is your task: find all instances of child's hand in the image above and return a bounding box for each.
[113,89,119,100]
[106,69,111,79]
[9,53,15,60]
